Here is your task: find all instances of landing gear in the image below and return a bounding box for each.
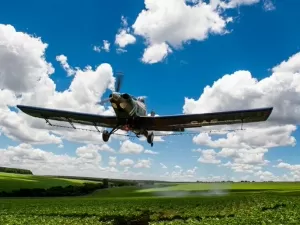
[147,131,154,147]
[102,130,110,142]
[102,125,120,142]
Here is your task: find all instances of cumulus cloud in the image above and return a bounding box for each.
[134,159,152,168]
[102,40,110,52]
[108,156,117,167]
[56,54,75,76]
[115,16,136,51]
[119,140,144,154]
[144,149,159,155]
[197,149,221,164]
[0,143,156,179]
[161,166,198,180]
[141,42,172,64]
[0,143,103,175]
[0,24,54,93]
[185,52,300,175]
[0,23,119,146]
[119,158,134,167]
[110,0,269,64]
[93,40,110,53]
[131,0,230,63]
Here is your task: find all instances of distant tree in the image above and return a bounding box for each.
[103,178,109,188]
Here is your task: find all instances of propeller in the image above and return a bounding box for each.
[115,71,123,93]
[97,72,124,105]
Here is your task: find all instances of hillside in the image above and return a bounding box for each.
[0,172,98,192]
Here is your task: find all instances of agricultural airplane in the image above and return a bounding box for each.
[17,73,273,147]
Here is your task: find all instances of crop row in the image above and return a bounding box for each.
[1,193,300,224]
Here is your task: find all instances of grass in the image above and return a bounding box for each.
[2,176,300,224]
[1,192,300,224]
[0,172,98,192]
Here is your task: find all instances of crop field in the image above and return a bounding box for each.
[1,182,300,224]
[0,172,97,192]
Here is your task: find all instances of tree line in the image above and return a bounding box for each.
[0,167,33,175]
[0,178,140,198]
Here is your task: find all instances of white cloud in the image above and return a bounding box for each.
[275,162,300,180]
[114,0,267,64]
[183,53,300,151]
[93,40,110,53]
[108,156,117,167]
[144,149,159,155]
[0,143,153,179]
[161,166,198,180]
[116,48,127,54]
[224,0,260,8]
[222,161,262,173]
[254,170,277,181]
[115,30,136,48]
[131,0,231,63]
[0,24,118,146]
[93,45,101,52]
[160,163,167,169]
[134,159,152,168]
[183,52,300,174]
[0,143,103,175]
[119,140,144,154]
[119,158,134,167]
[262,0,275,11]
[56,54,75,76]
[76,144,115,157]
[193,125,296,149]
[219,147,269,165]
[197,149,221,164]
[0,24,54,93]
[115,16,136,50]
[141,42,172,64]
[102,40,110,52]
[75,145,102,163]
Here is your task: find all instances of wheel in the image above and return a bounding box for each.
[147,132,154,146]
[102,130,110,142]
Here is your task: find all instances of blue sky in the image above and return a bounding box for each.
[0,0,300,181]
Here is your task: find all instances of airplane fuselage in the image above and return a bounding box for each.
[109,92,149,135]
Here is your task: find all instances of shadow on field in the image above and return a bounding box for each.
[97,209,236,225]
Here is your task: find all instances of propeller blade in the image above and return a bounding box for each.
[97,72,124,105]
[115,72,124,92]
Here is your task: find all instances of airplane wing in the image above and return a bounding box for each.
[16,105,118,128]
[138,107,273,131]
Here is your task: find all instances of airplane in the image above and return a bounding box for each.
[16,72,273,147]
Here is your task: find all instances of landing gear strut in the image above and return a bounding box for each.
[147,131,154,147]
[102,125,120,142]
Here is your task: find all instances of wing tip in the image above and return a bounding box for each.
[264,106,273,120]
[16,104,24,111]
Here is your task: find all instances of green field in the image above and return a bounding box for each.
[2,179,300,224]
[137,182,300,192]
[0,172,97,192]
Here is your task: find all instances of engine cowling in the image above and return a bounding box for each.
[121,93,130,100]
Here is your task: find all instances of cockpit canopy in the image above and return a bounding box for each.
[137,97,145,103]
